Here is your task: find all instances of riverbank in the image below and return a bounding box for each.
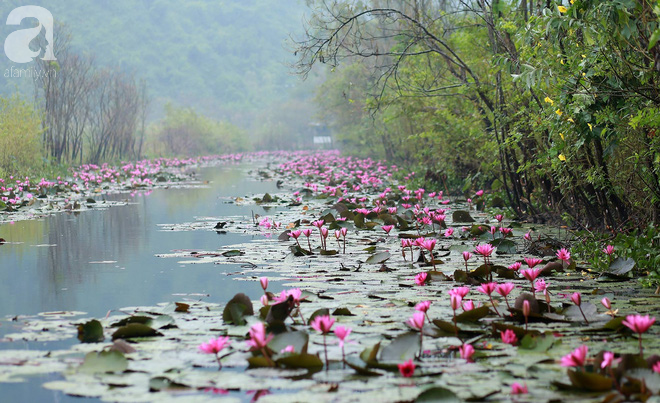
[0,151,658,402]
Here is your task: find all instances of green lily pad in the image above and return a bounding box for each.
[276,353,323,369]
[455,306,490,323]
[415,387,460,402]
[519,333,555,352]
[111,323,162,340]
[222,293,254,325]
[366,252,391,264]
[332,307,354,316]
[269,331,309,355]
[379,332,420,363]
[77,319,104,343]
[79,350,128,374]
[452,210,475,223]
[567,369,613,392]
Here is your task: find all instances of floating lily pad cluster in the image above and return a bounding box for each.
[1,151,658,402]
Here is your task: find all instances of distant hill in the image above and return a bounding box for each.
[0,0,311,127]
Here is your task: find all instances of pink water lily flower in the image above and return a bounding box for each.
[511,382,528,394]
[653,361,660,374]
[524,257,543,268]
[459,343,475,362]
[462,251,472,261]
[398,359,416,377]
[311,314,335,335]
[407,312,425,330]
[415,300,431,313]
[477,282,497,296]
[622,314,656,358]
[622,314,655,334]
[450,294,463,311]
[199,336,230,355]
[601,297,611,309]
[501,329,517,345]
[444,228,454,237]
[421,239,436,252]
[556,248,571,264]
[246,322,273,351]
[570,292,581,306]
[414,272,428,286]
[280,345,295,354]
[474,244,494,257]
[560,345,588,367]
[496,282,514,297]
[449,286,470,298]
[334,326,352,348]
[520,268,542,282]
[382,225,394,234]
[601,351,614,369]
[496,282,515,310]
[259,277,268,291]
[534,278,548,294]
[462,300,475,311]
[508,262,522,271]
[288,230,301,239]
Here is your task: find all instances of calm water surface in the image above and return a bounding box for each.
[1,163,288,402]
[0,162,281,318]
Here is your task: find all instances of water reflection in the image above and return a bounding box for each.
[0,164,280,317]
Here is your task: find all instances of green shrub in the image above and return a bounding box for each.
[0,95,44,178]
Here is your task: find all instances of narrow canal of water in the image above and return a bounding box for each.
[0,163,284,402]
[0,163,279,319]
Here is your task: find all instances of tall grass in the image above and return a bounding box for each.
[0,95,44,179]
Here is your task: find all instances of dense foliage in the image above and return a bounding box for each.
[0,94,43,178]
[297,0,660,229]
[148,104,250,157]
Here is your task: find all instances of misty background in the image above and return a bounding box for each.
[0,0,324,154]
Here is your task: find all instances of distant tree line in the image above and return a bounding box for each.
[33,28,148,165]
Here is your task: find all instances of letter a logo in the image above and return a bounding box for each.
[4,6,57,63]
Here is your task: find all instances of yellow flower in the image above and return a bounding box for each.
[581,54,586,58]
[560,59,565,65]
[558,5,568,13]
[559,132,565,140]
[570,0,575,3]
[587,123,593,131]
[544,97,554,105]
[558,154,567,161]
[568,118,575,123]
[556,109,563,116]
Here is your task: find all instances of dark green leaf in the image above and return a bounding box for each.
[77,319,104,343]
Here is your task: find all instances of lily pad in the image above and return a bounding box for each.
[567,369,613,392]
[222,293,254,325]
[276,353,323,369]
[452,210,475,223]
[365,252,391,264]
[79,350,128,374]
[77,319,104,343]
[605,257,636,278]
[111,323,162,340]
[415,387,460,402]
[379,332,420,363]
